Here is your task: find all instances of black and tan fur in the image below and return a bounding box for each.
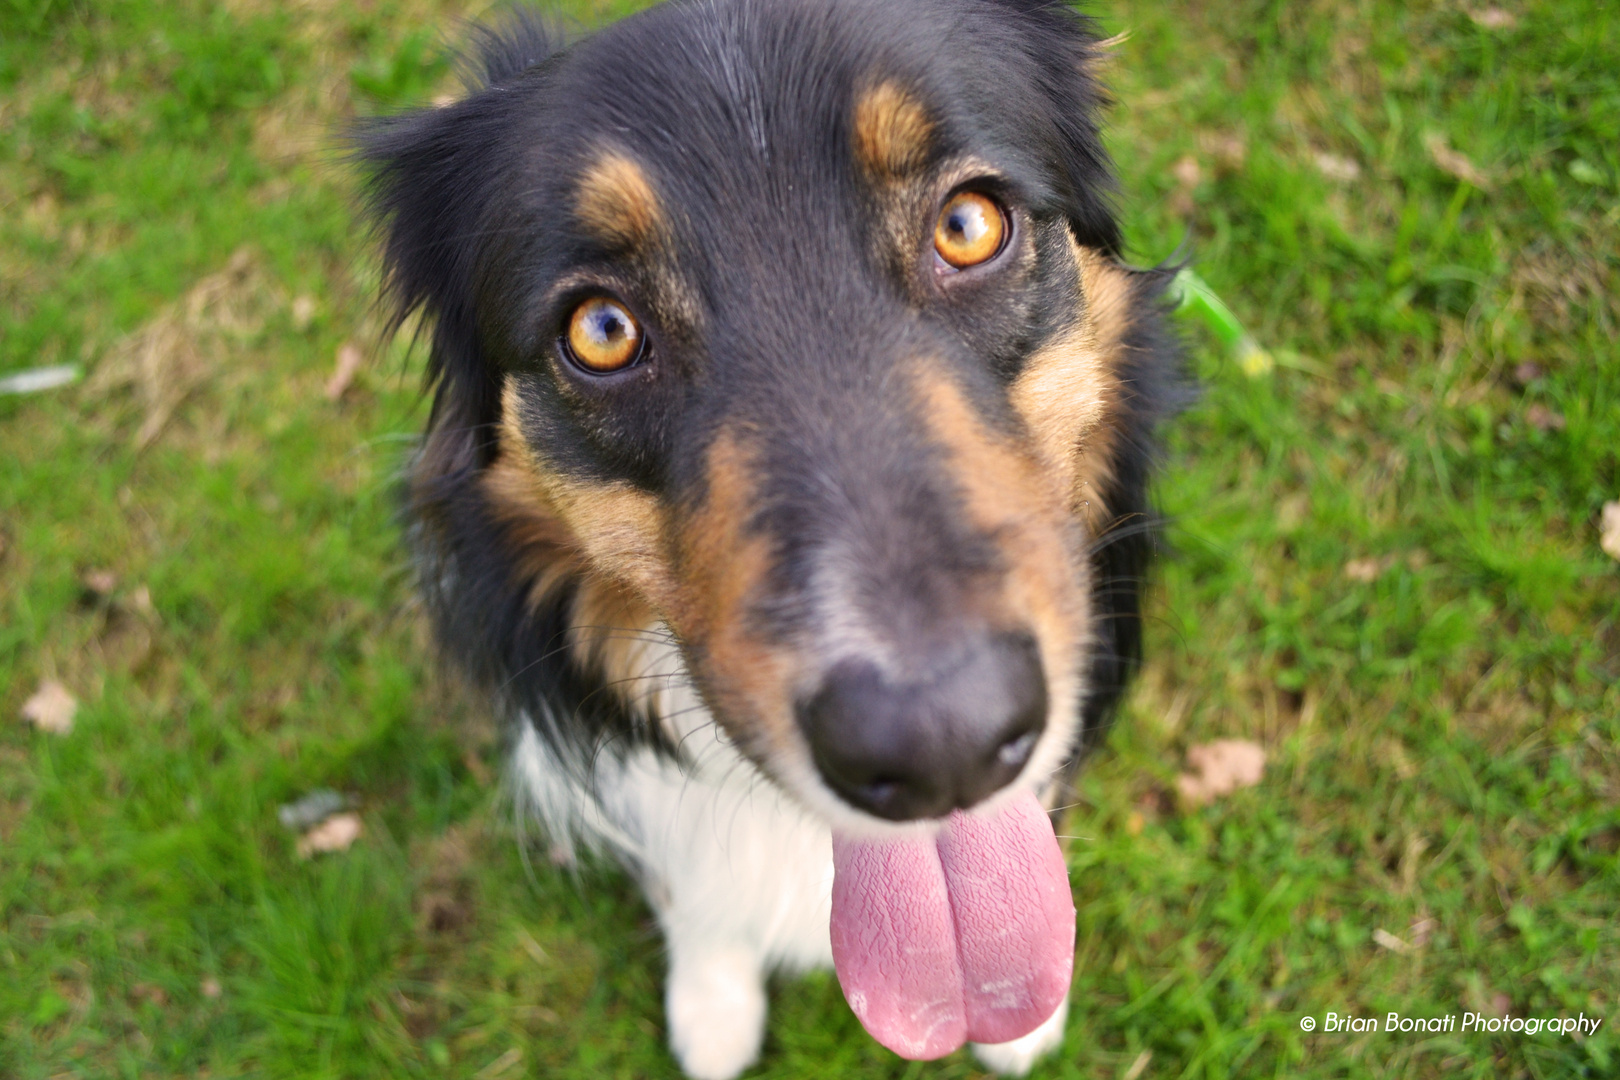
[358,1,1184,1075]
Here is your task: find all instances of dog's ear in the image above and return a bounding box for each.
[987,0,1123,256]
[353,10,563,487]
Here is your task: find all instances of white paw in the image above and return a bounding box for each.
[971,996,1069,1076]
[665,947,767,1080]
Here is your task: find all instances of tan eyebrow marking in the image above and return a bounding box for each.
[852,80,935,179]
[574,150,664,248]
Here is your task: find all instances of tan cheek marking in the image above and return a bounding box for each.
[481,457,587,610]
[667,433,799,761]
[568,573,664,712]
[497,379,676,610]
[853,80,934,178]
[912,369,1089,713]
[1009,241,1134,535]
[575,150,664,249]
[481,455,668,720]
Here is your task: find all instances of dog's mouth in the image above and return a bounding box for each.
[829,789,1074,1058]
[789,633,1077,1054]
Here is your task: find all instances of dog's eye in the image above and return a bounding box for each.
[933,191,1006,270]
[565,297,643,373]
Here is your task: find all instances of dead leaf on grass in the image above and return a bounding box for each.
[1525,403,1566,431]
[1601,502,1620,562]
[290,294,317,331]
[1313,151,1361,183]
[21,681,76,735]
[1373,927,1411,953]
[296,812,363,858]
[129,584,155,619]
[1172,154,1202,188]
[474,1048,524,1080]
[1199,131,1247,171]
[1512,361,1544,387]
[1345,555,1396,583]
[1169,154,1202,217]
[326,342,364,401]
[81,568,118,597]
[1175,739,1266,807]
[1468,7,1517,29]
[1424,133,1492,189]
[1410,916,1437,948]
[131,982,169,1008]
[201,977,222,1000]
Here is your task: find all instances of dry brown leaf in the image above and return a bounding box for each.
[1199,131,1247,170]
[1512,361,1544,387]
[1175,739,1266,806]
[475,1048,524,1080]
[1372,927,1411,953]
[1172,154,1202,189]
[290,295,317,331]
[201,977,223,1000]
[82,568,118,597]
[1468,7,1517,29]
[326,342,364,402]
[296,811,363,858]
[1344,556,1395,583]
[1410,916,1437,948]
[1424,133,1492,189]
[1601,502,1620,562]
[129,584,156,618]
[21,680,76,735]
[1525,403,1566,432]
[1313,151,1361,183]
[131,982,169,1008]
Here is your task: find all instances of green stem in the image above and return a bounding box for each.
[1170,268,1272,376]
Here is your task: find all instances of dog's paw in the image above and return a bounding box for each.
[971,997,1069,1076]
[666,947,767,1080]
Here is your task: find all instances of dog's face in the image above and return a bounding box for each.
[363,0,1166,834]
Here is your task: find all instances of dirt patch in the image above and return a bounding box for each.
[415,823,479,937]
[87,247,284,449]
[1510,244,1618,337]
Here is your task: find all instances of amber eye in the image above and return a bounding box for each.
[933,190,1006,269]
[565,297,643,373]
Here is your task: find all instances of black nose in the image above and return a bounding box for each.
[795,633,1048,821]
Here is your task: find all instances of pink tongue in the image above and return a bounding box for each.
[829,791,1075,1059]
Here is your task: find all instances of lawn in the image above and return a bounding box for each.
[1,1,1616,1078]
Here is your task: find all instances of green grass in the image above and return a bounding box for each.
[2,1,1616,1077]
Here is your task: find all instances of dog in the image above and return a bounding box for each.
[357,1,1182,1075]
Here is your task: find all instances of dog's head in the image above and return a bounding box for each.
[360,0,1177,834]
